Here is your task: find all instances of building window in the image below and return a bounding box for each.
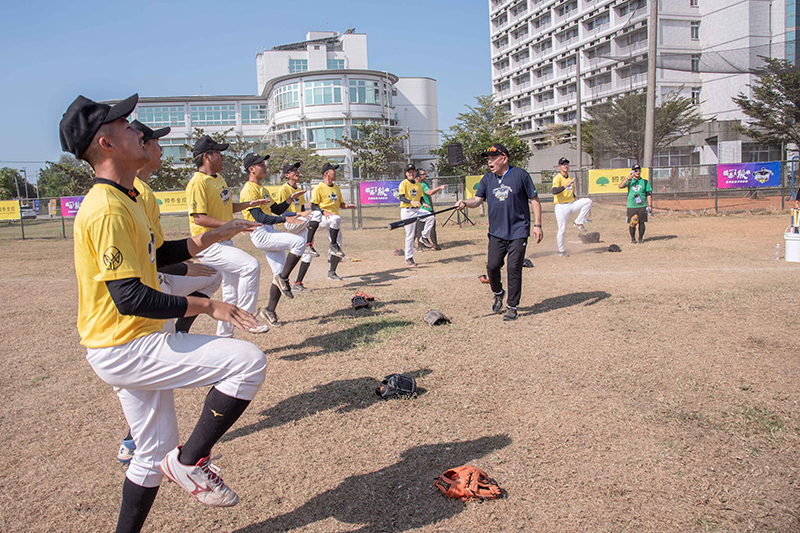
[190,104,236,126]
[618,0,646,16]
[742,143,781,162]
[274,122,301,146]
[690,21,700,40]
[306,119,344,149]
[654,146,692,166]
[327,59,345,69]
[159,138,187,160]
[586,12,610,31]
[243,136,268,154]
[513,25,529,40]
[305,80,342,105]
[556,1,578,17]
[289,59,308,73]
[691,87,701,104]
[137,106,185,127]
[691,54,701,72]
[349,80,380,104]
[350,119,381,140]
[533,13,551,28]
[690,0,698,6]
[383,82,393,107]
[241,104,267,125]
[274,84,300,111]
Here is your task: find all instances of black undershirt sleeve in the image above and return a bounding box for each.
[156,239,191,268]
[311,203,321,212]
[270,200,291,215]
[250,208,287,225]
[157,263,189,276]
[106,278,189,319]
[551,186,566,195]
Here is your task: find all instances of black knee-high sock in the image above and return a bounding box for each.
[115,478,159,533]
[281,253,301,279]
[330,255,342,273]
[175,291,208,333]
[124,429,132,440]
[179,388,251,466]
[306,220,319,244]
[266,283,281,312]
[629,225,636,240]
[329,227,340,245]
[295,261,310,283]
[638,222,646,240]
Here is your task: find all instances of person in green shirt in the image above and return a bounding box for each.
[618,164,652,244]
[415,169,446,250]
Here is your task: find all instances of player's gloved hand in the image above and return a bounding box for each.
[185,262,217,277]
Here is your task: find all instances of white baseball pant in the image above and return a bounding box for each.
[319,213,342,249]
[195,240,260,337]
[86,332,266,487]
[158,270,222,334]
[554,198,593,253]
[401,207,434,259]
[282,211,322,265]
[249,225,305,276]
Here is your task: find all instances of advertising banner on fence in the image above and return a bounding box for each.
[588,168,649,195]
[717,161,780,189]
[60,196,85,217]
[0,200,20,221]
[154,191,188,213]
[465,175,482,199]
[359,181,402,204]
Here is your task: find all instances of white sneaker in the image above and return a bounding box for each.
[160,447,239,507]
[246,322,270,334]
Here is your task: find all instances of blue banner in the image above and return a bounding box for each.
[717,161,781,189]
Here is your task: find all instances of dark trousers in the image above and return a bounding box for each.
[487,235,528,308]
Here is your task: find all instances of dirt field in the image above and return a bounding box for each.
[2,203,800,532]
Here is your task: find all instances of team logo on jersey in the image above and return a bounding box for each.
[493,184,512,201]
[328,192,338,203]
[147,230,156,264]
[220,188,231,204]
[103,246,123,270]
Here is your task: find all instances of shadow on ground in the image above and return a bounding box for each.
[232,434,512,533]
[290,299,415,325]
[520,291,611,316]
[222,369,433,443]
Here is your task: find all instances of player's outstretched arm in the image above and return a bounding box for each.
[187,219,259,256]
[187,297,260,331]
[456,196,483,210]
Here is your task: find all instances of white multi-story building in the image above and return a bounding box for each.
[126,30,439,177]
[490,0,794,167]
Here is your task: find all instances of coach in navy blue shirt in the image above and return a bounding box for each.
[455,143,543,321]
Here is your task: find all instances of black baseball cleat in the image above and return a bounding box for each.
[492,289,505,314]
[304,243,319,257]
[274,274,293,299]
[259,308,282,326]
[329,243,346,258]
[503,307,518,321]
[327,271,343,281]
[420,236,434,249]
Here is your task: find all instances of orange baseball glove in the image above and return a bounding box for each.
[434,465,502,501]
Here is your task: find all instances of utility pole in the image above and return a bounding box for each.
[22,168,28,200]
[576,49,582,173]
[13,169,21,199]
[406,126,411,164]
[643,0,659,168]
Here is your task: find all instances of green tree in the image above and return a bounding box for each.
[264,143,332,183]
[732,57,800,149]
[0,168,20,200]
[37,155,94,198]
[431,95,532,175]
[149,157,193,191]
[334,123,408,178]
[584,90,707,164]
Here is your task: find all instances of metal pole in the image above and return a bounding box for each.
[22,168,28,200]
[643,0,659,168]
[576,48,582,173]
[13,169,21,199]
[406,127,411,164]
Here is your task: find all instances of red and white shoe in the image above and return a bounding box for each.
[160,447,240,507]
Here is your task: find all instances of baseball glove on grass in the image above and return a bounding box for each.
[434,465,502,501]
[478,274,490,283]
[351,294,370,309]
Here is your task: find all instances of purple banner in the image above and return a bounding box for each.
[717,161,781,189]
[359,181,402,205]
[60,196,85,217]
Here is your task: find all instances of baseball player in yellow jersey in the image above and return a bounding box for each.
[239,153,310,325]
[398,163,435,267]
[551,157,592,257]
[61,94,267,533]
[310,162,356,280]
[186,135,271,336]
[277,162,322,292]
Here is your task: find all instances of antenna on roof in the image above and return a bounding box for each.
[345,27,355,34]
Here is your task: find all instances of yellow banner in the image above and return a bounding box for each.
[588,168,649,195]
[0,200,20,220]
[465,175,482,199]
[154,191,188,213]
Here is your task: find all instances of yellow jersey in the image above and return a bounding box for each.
[185,171,233,236]
[73,180,165,348]
[134,176,165,247]
[278,182,305,213]
[238,181,273,223]
[398,179,424,208]
[552,173,576,204]
[311,182,343,215]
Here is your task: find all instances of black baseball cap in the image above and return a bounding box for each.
[481,143,510,158]
[243,153,270,171]
[130,120,170,143]
[59,94,139,159]
[404,163,416,172]
[192,135,229,157]
[632,164,642,171]
[558,157,570,165]
[321,162,339,174]
[283,162,301,175]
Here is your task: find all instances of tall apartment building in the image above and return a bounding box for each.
[490,0,794,167]
[124,30,439,178]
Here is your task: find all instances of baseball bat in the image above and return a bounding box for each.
[388,206,458,230]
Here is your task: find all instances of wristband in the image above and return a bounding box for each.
[534,224,542,227]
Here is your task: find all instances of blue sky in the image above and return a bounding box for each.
[0,0,492,181]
